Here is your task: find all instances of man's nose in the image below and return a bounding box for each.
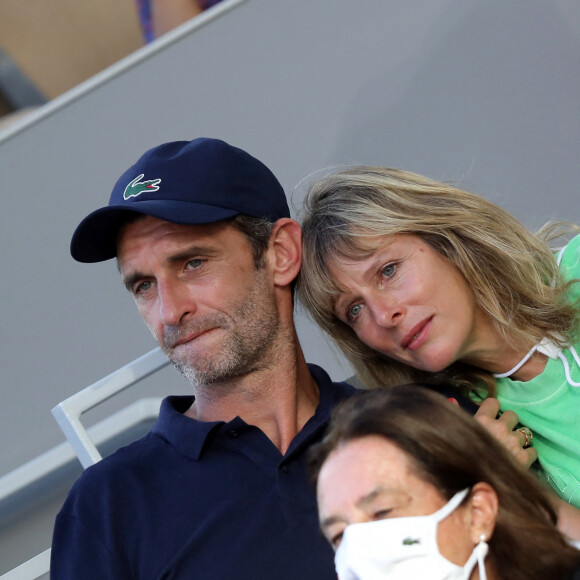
[158,280,194,326]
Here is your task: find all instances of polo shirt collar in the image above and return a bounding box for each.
[150,364,356,462]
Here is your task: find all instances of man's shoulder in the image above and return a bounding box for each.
[66,432,166,499]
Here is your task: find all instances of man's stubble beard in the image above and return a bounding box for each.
[161,269,281,387]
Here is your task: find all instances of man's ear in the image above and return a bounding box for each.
[468,482,499,544]
[269,218,302,287]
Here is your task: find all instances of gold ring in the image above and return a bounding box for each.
[516,426,534,448]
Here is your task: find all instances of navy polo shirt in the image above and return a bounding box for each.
[51,365,357,579]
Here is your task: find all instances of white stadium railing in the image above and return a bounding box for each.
[0,348,170,579]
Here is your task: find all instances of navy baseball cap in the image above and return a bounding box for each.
[70,138,290,262]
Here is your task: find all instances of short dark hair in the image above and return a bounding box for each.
[230,215,275,269]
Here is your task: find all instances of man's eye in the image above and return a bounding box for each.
[135,281,152,294]
[347,304,363,321]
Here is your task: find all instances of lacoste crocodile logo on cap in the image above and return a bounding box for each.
[123,174,162,200]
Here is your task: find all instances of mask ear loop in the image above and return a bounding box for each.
[463,533,489,580]
[476,534,489,580]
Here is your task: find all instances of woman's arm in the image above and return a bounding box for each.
[553,496,580,543]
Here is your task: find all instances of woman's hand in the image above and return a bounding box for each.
[469,399,580,542]
[473,398,538,469]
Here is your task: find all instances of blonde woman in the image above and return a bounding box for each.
[298,166,580,511]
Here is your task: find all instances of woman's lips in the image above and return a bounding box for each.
[401,316,433,351]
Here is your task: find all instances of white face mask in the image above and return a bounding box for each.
[334,488,489,580]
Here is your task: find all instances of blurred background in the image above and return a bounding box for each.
[0,0,221,129]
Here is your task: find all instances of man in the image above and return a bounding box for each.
[51,138,357,579]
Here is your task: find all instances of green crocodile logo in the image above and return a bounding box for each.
[123,174,161,200]
[402,537,421,545]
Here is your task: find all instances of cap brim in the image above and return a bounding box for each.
[70,200,240,263]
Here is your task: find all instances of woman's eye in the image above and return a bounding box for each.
[373,508,392,520]
[331,532,344,549]
[186,259,204,270]
[381,263,397,278]
[347,304,363,321]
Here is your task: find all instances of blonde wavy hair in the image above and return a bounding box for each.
[297,166,579,396]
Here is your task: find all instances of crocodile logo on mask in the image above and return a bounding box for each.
[402,537,421,546]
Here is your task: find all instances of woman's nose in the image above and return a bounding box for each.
[370,299,403,328]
